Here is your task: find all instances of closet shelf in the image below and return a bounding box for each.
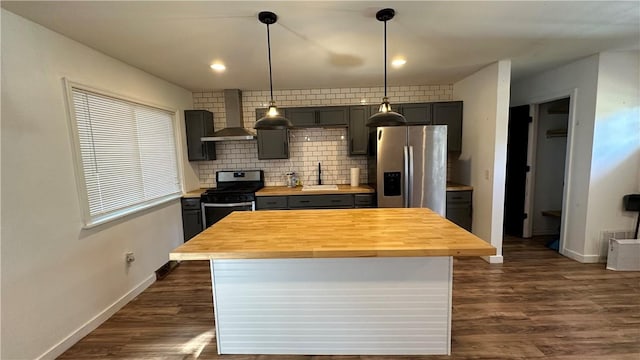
[546,128,567,138]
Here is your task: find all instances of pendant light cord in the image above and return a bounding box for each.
[384,19,387,98]
[266,23,274,102]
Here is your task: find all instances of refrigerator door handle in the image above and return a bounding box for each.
[403,145,410,207]
[408,145,414,208]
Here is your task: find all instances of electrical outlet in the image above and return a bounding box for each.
[125,252,135,264]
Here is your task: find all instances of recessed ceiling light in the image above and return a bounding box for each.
[391,58,407,68]
[210,63,226,72]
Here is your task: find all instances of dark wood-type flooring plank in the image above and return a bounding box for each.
[58,237,640,359]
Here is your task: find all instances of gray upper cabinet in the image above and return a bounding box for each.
[348,106,370,156]
[399,103,433,125]
[317,107,348,126]
[257,129,289,159]
[256,108,289,160]
[185,110,216,161]
[286,106,348,127]
[433,101,463,152]
[285,108,316,127]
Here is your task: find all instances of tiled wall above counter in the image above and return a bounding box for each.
[193,84,453,188]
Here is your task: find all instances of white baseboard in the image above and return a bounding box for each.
[561,248,601,263]
[36,274,156,360]
[481,255,504,264]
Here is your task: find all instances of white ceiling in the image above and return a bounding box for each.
[2,1,639,92]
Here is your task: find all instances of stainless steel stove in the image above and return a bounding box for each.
[200,170,264,229]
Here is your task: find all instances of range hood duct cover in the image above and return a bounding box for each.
[201,89,256,141]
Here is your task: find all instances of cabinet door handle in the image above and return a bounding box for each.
[451,196,463,200]
[284,141,288,155]
[350,138,354,152]
[331,199,343,203]
[299,200,310,203]
[201,143,206,156]
[267,201,277,205]
[196,213,201,225]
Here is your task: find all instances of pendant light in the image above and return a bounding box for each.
[366,8,407,127]
[254,11,293,130]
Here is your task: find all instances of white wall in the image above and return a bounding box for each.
[587,51,640,255]
[452,60,512,263]
[511,54,599,261]
[1,10,194,359]
[511,52,639,262]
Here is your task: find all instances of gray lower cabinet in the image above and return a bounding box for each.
[445,191,472,231]
[289,195,354,209]
[185,110,216,161]
[181,198,203,242]
[433,101,463,152]
[354,194,375,208]
[256,193,375,210]
[348,106,370,155]
[256,196,288,210]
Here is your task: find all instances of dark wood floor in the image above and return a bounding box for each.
[59,237,640,359]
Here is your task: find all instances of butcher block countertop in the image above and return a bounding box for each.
[169,208,495,260]
[447,182,473,191]
[186,183,469,198]
[183,189,206,198]
[256,184,375,196]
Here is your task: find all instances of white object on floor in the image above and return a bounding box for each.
[607,238,640,271]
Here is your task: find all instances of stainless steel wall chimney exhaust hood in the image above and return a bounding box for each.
[201,89,257,141]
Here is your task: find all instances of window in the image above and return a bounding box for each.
[67,82,181,227]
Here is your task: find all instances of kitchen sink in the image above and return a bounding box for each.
[302,184,339,191]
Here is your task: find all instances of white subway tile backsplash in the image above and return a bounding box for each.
[192,84,452,187]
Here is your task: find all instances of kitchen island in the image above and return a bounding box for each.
[170,208,495,356]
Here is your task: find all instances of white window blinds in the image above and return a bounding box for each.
[70,87,181,227]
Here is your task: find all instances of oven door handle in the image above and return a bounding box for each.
[200,201,255,230]
[201,202,254,208]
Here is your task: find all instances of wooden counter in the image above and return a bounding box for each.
[170,207,495,356]
[447,182,473,191]
[170,208,495,260]
[182,189,206,198]
[188,183,468,197]
[255,184,374,196]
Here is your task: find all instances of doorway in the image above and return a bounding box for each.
[531,98,569,246]
[504,105,530,237]
[504,98,570,247]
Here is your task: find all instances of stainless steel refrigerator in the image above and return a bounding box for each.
[368,125,447,216]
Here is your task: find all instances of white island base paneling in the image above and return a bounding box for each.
[210,257,453,355]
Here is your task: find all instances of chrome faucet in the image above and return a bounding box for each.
[317,162,322,185]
